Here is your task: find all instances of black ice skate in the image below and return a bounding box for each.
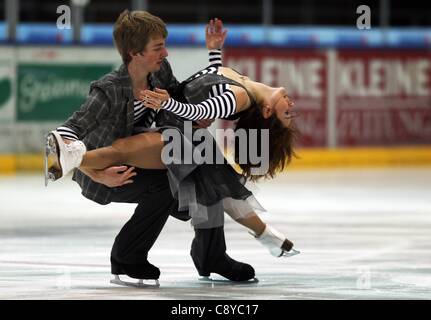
[110,258,160,288]
[197,253,258,284]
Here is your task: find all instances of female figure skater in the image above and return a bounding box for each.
[46,52,300,261]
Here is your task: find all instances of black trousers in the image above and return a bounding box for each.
[109,168,226,270]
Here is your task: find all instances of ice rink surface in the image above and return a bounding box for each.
[1,168,430,300]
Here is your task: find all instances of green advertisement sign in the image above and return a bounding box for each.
[0,77,12,109]
[0,58,15,124]
[17,64,113,121]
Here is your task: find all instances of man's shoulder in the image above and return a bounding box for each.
[90,65,131,98]
[92,66,123,87]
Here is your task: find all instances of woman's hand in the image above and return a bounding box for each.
[206,18,227,50]
[139,88,170,109]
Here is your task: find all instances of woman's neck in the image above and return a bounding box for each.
[246,80,275,107]
[214,67,277,110]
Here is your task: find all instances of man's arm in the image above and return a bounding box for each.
[79,166,137,188]
[57,87,112,141]
[56,86,138,187]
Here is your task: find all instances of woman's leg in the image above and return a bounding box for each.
[223,198,298,257]
[80,132,166,170]
[222,198,265,235]
[235,214,266,236]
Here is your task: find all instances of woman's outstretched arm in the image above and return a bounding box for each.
[141,85,250,121]
[161,85,236,120]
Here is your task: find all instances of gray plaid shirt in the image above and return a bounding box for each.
[62,60,179,204]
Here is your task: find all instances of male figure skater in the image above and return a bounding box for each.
[48,10,255,286]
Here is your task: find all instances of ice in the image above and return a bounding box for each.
[1,168,430,299]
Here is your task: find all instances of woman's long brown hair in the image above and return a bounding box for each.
[233,102,299,181]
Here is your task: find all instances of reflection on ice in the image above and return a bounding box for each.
[0,168,430,299]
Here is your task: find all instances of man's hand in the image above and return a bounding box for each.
[195,119,215,128]
[206,18,227,50]
[84,166,137,188]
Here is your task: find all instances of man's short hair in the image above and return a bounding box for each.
[113,10,168,65]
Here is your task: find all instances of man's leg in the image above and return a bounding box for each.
[191,227,255,282]
[110,168,254,281]
[110,169,177,279]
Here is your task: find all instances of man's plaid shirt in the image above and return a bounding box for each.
[61,60,179,204]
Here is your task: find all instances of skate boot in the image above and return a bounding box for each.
[197,253,257,283]
[110,257,160,288]
[44,131,86,186]
[253,225,300,258]
[190,227,258,283]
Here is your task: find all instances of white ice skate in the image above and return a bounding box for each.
[110,275,160,288]
[252,225,300,258]
[44,131,86,186]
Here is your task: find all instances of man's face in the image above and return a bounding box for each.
[136,36,168,72]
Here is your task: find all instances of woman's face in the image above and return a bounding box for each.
[269,87,295,127]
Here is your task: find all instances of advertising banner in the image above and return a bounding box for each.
[0,60,14,121]
[224,48,431,147]
[17,64,113,121]
[335,50,431,146]
[0,47,16,152]
[224,48,328,147]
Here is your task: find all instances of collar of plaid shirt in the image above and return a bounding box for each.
[117,64,159,134]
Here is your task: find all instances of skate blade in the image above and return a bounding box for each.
[44,133,62,186]
[199,276,259,284]
[110,275,160,288]
[281,248,300,258]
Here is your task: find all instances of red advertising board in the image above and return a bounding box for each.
[223,48,431,147]
[336,50,431,146]
[223,48,328,147]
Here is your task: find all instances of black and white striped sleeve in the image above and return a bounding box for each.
[56,126,79,141]
[161,86,236,121]
[208,49,222,67]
